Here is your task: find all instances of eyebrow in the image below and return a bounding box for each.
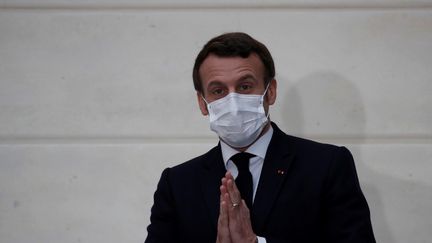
[205,74,259,90]
[206,81,225,89]
[237,74,258,83]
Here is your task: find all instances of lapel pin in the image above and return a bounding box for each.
[277,169,285,175]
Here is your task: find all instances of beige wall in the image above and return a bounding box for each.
[1,1,431,242]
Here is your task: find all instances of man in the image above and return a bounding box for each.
[145,32,375,243]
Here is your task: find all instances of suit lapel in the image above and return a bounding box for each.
[251,124,296,232]
[200,145,226,229]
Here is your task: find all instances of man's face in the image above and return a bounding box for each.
[197,53,277,116]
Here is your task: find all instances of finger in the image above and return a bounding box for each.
[224,172,239,194]
[220,176,229,203]
[222,173,232,189]
[221,177,228,190]
[239,199,251,219]
[225,171,234,181]
[228,199,256,243]
[225,191,241,225]
[217,198,231,243]
[223,172,241,206]
[218,199,229,226]
[226,178,241,205]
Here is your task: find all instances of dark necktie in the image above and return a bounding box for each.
[230,152,255,209]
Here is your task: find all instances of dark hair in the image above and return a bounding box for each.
[192,32,275,93]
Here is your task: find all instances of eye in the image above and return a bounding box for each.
[211,88,225,96]
[238,83,253,92]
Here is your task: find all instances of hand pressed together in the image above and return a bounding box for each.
[216,172,257,243]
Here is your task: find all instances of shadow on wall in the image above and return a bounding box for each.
[277,71,394,242]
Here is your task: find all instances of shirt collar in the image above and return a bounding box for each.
[220,125,274,165]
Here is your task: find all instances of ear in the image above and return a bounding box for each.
[266,79,277,105]
[197,92,209,116]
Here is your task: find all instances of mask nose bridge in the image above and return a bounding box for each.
[227,93,239,114]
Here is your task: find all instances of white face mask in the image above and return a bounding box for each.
[202,84,270,148]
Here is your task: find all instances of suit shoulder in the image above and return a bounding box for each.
[276,132,354,165]
[167,145,220,173]
[284,133,342,152]
[272,122,344,154]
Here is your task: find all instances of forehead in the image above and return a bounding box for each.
[199,53,265,87]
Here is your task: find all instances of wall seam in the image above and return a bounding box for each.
[2,3,432,11]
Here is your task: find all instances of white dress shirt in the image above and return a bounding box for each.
[220,126,274,243]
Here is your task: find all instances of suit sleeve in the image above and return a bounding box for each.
[145,168,178,243]
[322,146,376,243]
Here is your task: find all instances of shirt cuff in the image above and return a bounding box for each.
[257,236,267,243]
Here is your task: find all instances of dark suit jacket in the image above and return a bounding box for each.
[145,123,375,243]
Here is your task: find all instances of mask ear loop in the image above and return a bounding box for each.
[201,94,211,111]
[260,81,271,104]
[201,94,208,104]
[261,82,272,120]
